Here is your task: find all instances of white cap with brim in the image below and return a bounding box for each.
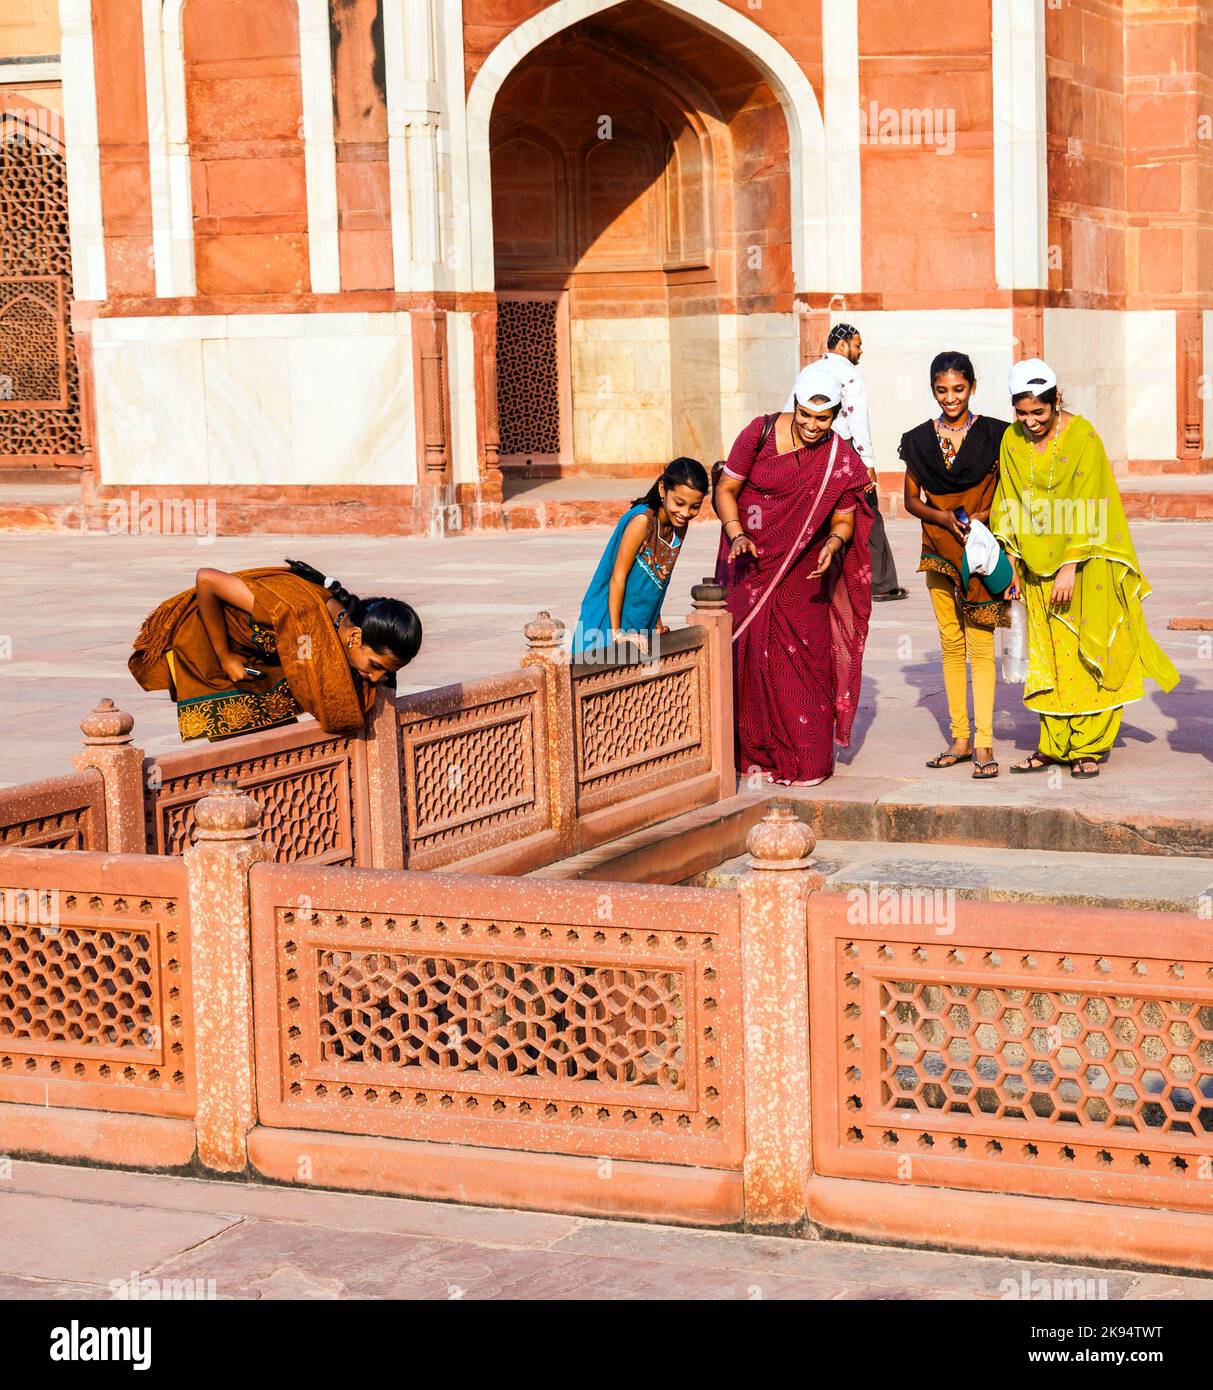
[1008,357,1057,399]
[792,367,842,410]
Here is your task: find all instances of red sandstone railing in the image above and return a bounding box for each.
[0,848,195,1128]
[808,893,1213,1218]
[248,861,744,1171]
[1,790,1212,1267]
[396,667,554,871]
[2,584,735,876]
[0,772,106,851]
[144,718,370,865]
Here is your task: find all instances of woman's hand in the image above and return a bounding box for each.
[1006,555,1022,601]
[612,629,649,658]
[938,507,968,544]
[219,652,252,685]
[808,536,842,580]
[1050,562,1078,609]
[728,533,758,563]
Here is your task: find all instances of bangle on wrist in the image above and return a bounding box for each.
[828,532,847,548]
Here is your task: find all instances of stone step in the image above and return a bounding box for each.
[691,837,1213,915]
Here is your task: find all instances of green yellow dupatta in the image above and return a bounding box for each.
[991,417,1178,698]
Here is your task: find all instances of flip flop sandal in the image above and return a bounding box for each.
[972,759,999,779]
[1010,752,1050,774]
[873,587,909,602]
[926,750,972,769]
[1071,759,1101,779]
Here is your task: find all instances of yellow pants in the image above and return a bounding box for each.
[926,571,996,747]
[1037,709,1121,763]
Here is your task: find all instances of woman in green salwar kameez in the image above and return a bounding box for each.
[993,359,1179,778]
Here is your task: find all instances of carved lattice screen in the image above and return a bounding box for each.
[496,297,561,459]
[0,121,82,462]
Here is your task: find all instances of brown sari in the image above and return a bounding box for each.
[129,567,375,741]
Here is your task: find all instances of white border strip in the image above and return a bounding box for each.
[58,0,106,299]
[298,0,340,292]
[992,0,1047,289]
[0,58,62,83]
[144,0,195,297]
[821,0,861,292]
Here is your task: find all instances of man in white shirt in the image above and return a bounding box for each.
[785,323,907,600]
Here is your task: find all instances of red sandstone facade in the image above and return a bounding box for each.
[0,2,1209,530]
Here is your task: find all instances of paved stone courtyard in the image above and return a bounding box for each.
[1,518,1209,808]
[3,1160,1210,1301]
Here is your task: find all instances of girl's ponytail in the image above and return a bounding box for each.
[631,456,710,513]
[284,558,423,669]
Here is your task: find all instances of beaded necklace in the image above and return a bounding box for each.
[933,411,976,470]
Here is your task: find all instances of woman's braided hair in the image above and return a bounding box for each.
[284,559,422,669]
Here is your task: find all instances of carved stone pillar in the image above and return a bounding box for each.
[473,303,503,499]
[1176,310,1203,460]
[1012,302,1044,363]
[183,783,268,1172]
[795,300,830,367]
[412,308,450,479]
[738,800,821,1229]
[72,698,145,853]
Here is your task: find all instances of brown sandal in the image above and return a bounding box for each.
[926,750,972,769]
[1010,752,1050,774]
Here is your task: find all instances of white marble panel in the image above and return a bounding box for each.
[93,338,208,485]
[287,335,415,486]
[843,310,1015,468]
[92,315,224,344]
[445,310,480,486]
[1124,311,1176,462]
[1041,307,1169,463]
[202,338,293,485]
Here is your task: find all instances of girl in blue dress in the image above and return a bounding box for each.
[571,456,710,658]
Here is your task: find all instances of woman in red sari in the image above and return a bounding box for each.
[714,366,873,785]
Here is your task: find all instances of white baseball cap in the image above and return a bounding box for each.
[1008,358,1057,398]
[793,366,843,410]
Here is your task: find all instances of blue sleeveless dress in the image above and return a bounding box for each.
[571,504,682,656]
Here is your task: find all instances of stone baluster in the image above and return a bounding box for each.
[363,686,405,869]
[688,578,736,800]
[72,698,146,853]
[521,611,577,858]
[738,799,822,1229]
[183,782,269,1172]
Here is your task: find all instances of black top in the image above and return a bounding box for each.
[898,415,1009,496]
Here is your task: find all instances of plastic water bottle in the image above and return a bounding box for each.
[1001,599,1029,684]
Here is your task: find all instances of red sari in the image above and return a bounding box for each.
[715,416,873,785]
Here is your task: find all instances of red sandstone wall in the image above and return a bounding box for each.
[857,0,996,308]
[93,0,154,297]
[183,0,309,295]
[331,0,392,291]
[462,0,823,98]
[489,12,791,317]
[1046,0,1125,309]
[1123,0,1205,308]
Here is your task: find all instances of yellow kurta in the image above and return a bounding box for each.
[992,417,1178,746]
